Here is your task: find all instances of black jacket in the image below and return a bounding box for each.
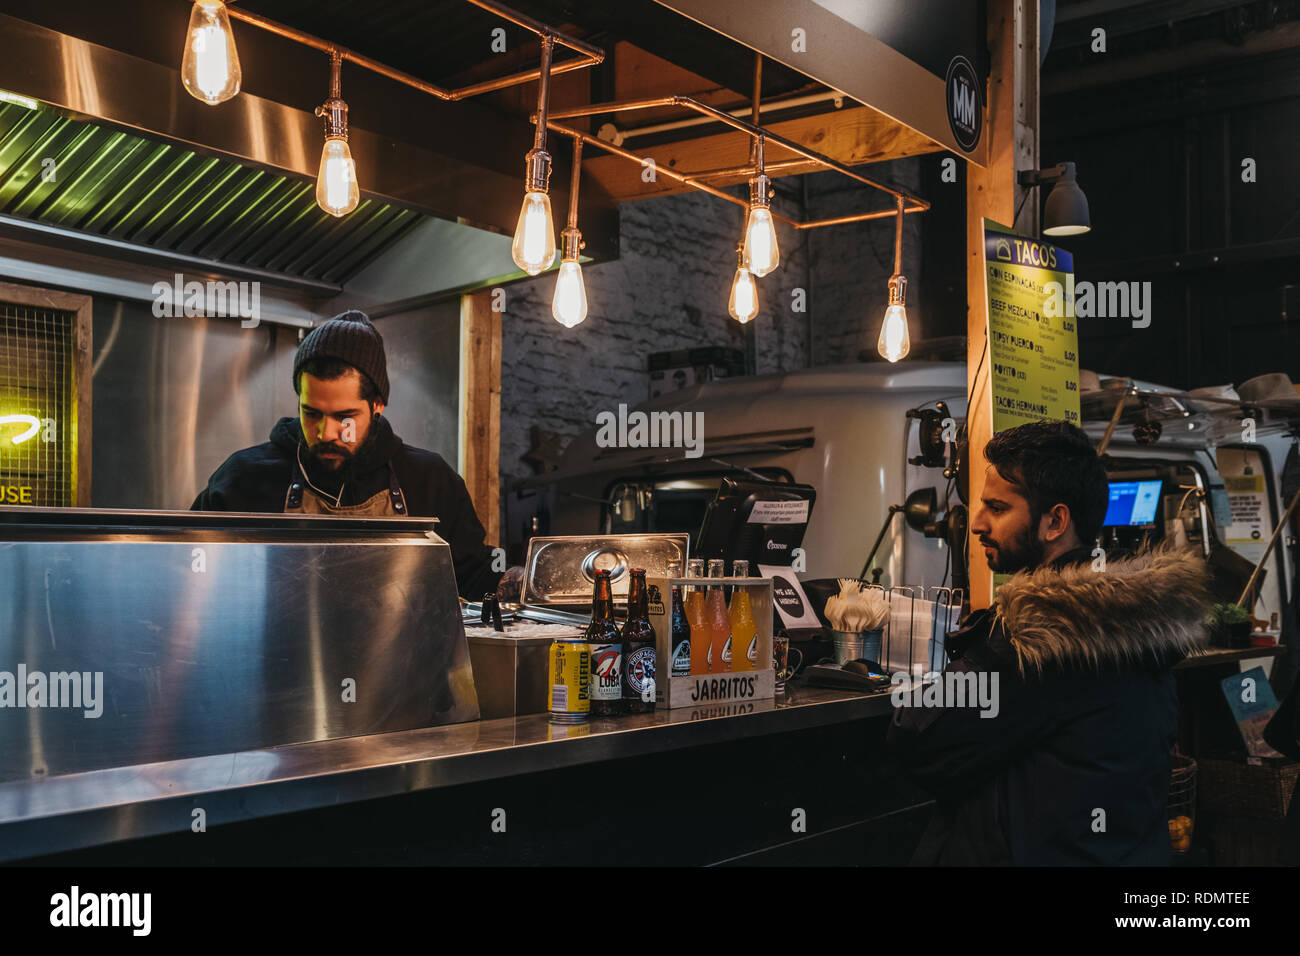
[191,416,502,599]
[887,547,1212,865]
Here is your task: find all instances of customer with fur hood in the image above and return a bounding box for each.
[886,420,1212,865]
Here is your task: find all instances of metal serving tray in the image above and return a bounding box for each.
[521,533,689,609]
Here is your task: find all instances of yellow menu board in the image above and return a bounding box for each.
[984,223,1080,432]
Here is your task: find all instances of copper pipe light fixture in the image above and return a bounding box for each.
[314,50,360,218]
[512,34,558,276]
[877,195,911,363]
[727,242,759,324]
[552,136,588,327]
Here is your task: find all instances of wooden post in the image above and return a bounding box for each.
[458,289,501,546]
[966,0,1037,608]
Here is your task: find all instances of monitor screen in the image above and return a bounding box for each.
[1104,480,1163,527]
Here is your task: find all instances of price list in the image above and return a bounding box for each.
[984,225,1080,432]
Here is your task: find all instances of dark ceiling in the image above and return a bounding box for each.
[235,0,811,102]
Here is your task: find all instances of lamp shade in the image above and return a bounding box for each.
[1043,164,1091,236]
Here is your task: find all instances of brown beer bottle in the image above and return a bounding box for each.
[620,568,657,712]
[586,568,623,717]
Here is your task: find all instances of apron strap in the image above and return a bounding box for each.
[285,455,306,510]
[388,465,407,514]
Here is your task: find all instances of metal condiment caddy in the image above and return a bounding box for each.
[646,575,775,710]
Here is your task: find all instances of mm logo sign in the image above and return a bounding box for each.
[945,56,982,152]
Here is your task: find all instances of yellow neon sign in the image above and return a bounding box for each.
[0,414,40,444]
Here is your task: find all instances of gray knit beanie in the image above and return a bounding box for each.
[293,309,390,403]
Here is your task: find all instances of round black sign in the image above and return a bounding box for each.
[771,574,806,618]
[945,56,982,152]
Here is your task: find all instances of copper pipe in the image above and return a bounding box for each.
[546,95,930,210]
[461,0,605,60]
[220,0,601,102]
[533,34,554,153]
[447,55,596,100]
[546,122,751,209]
[566,136,583,230]
[549,118,928,230]
[690,158,809,181]
[892,194,904,275]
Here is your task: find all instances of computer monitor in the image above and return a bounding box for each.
[695,478,817,569]
[1104,480,1163,527]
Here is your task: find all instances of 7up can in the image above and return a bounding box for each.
[548,636,591,723]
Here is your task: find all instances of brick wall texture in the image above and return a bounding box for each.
[499,158,924,491]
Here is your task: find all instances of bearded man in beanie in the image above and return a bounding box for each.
[192,310,502,599]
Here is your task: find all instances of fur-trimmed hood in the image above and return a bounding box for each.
[993,548,1212,676]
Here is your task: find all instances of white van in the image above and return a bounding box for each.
[508,361,1295,639]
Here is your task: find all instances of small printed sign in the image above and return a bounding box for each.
[747,499,810,524]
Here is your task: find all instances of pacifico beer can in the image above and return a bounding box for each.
[548,636,592,723]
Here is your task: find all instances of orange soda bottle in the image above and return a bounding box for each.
[685,558,710,675]
[728,559,757,671]
[705,558,731,673]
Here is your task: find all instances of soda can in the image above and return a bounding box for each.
[548,637,592,723]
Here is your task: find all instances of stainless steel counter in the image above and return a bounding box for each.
[0,684,895,862]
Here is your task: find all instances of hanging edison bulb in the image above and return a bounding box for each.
[552,261,588,327]
[728,246,758,323]
[742,205,779,277]
[317,137,359,217]
[513,189,557,275]
[877,275,911,362]
[313,53,359,217]
[181,1,241,105]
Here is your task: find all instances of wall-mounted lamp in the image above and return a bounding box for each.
[512,34,558,275]
[876,195,911,363]
[181,1,241,105]
[1017,161,1091,237]
[314,50,359,217]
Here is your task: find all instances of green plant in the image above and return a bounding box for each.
[1210,603,1250,629]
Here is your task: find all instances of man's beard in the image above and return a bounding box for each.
[306,426,377,481]
[980,521,1046,573]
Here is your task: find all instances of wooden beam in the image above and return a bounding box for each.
[966,0,1036,609]
[583,104,942,202]
[458,289,501,548]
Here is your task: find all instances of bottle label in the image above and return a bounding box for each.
[721,635,733,663]
[624,646,657,695]
[746,635,758,664]
[671,640,691,676]
[590,643,622,700]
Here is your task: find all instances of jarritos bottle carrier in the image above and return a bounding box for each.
[646,572,774,710]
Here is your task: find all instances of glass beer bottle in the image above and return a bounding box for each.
[668,560,691,677]
[620,568,656,712]
[586,568,623,717]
